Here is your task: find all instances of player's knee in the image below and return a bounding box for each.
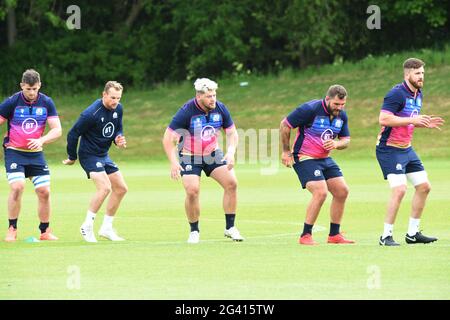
[98,184,112,196]
[35,187,50,200]
[10,183,25,196]
[185,186,200,198]
[313,190,328,202]
[392,185,407,199]
[225,179,237,192]
[416,182,431,194]
[114,184,128,196]
[335,186,349,200]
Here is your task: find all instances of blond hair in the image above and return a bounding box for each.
[104,81,123,93]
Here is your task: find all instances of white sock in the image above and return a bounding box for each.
[407,218,420,236]
[382,223,394,239]
[84,210,96,225]
[102,215,114,228]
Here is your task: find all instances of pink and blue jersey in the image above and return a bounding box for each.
[377,81,422,149]
[0,92,58,152]
[168,98,235,155]
[283,99,350,160]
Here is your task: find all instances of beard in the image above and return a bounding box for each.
[327,102,340,116]
[409,77,424,89]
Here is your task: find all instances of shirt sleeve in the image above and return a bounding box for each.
[66,114,94,160]
[46,97,58,117]
[116,106,124,137]
[221,105,234,130]
[0,96,15,120]
[284,103,315,128]
[114,107,124,144]
[381,89,404,114]
[338,112,350,138]
[168,106,189,133]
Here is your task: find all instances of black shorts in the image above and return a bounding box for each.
[293,157,343,189]
[4,148,50,177]
[79,154,119,179]
[179,149,227,177]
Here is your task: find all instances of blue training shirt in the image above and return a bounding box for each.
[0,92,59,152]
[67,99,123,160]
[283,99,350,160]
[376,81,423,149]
[168,98,234,155]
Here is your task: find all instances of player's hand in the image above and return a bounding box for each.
[222,151,235,170]
[413,115,432,128]
[322,139,337,151]
[62,159,76,165]
[27,138,44,150]
[427,116,445,130]
[115,135,127,148]
[170,162,184,180]
[281,151,294,168]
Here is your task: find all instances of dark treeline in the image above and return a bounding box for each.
[0,0,448,94]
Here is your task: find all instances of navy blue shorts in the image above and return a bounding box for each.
[293,157,343,189]
[79,154,119,179]
[4,148,49,177]
[179,149,227,177]
[376,146,424,179]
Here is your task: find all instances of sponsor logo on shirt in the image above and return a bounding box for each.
[320,128,334,142]
[201,125,216,141]
[22,118,38,134]
[102,122,115,138]
[410,109,419,118]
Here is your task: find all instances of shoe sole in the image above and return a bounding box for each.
[405,240,437,244]
[99,234,124,241]
[224,235,244,242]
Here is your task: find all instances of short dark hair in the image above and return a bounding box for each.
[403,58,425,70]
[326,85,347,99]
[21,69,41,86]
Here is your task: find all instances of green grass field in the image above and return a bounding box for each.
[1,160,449,300]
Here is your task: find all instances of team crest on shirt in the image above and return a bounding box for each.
[36,108,43,116]
[416,97,422,107]
[192,117,203,128]
[334,119,342,128]
[113,112,118,119]
[212,113,221,122]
